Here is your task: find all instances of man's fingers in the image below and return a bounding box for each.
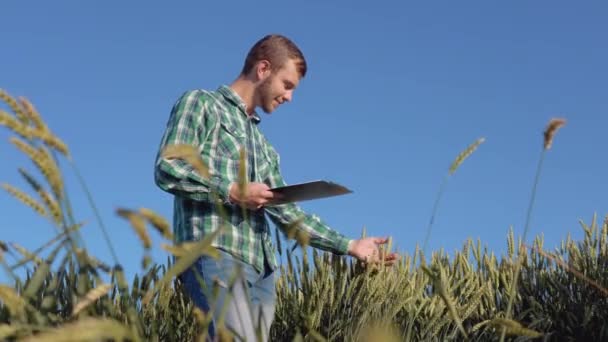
[373,237,388,245]
[384,253,399,261]
[262,190,276,199]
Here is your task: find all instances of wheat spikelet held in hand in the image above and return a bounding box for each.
[449,137,485,175]
[139,208,172,240]
[72,283,112,316]
[116,208,152,249]
[1,183,47,217]
[543,118,566,150]
[162,144,210,178]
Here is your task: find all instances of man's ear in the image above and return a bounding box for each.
[256,60,272,81]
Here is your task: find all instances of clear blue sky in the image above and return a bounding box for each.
[1,1,607,283]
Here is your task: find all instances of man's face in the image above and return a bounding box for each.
[257,59,300,114]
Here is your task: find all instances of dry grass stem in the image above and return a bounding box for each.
[543,118,566,150]
[449,137,485,175]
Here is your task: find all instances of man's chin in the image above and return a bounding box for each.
[261,105,276,114]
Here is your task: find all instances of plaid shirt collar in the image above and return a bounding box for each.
[217,85,262,124]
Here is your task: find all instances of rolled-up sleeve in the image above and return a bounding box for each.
[154,90,232,202]
[263,152,351,254]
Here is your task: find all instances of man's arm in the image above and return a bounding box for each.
[260,152,399,265]
[154,90,232,202]
[261,155,352,255]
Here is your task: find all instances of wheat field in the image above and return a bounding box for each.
[1,89,606,341]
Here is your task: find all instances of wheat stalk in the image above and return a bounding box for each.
[160,241,219,259]
[501,117,566,342]
[479,318,543,338]
[0,285,27,320]
[1,183,47,217]
[17,96,48,133]
[16,168,63,225]
[116,208,152,249]
[0,111,34,140]
[1,89,69,156]
[10,242,44,266]
[21,317,138,342]
[72,283,112,316]
[423,137,485,256]
[36,145,64,199]
[139,208,172,240]
[34,130,69,157]
[161,144,210,178]
[0,89,29,125]
[449,137,485,175]
[526,243,608,296]
[38,190,63,225]
[10,137,64,201]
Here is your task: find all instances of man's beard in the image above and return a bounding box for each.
[258,77,275,113]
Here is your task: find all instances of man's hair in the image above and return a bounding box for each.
[241,34,307,78]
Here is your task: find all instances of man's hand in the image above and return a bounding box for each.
[348,237,400,266]
[229,182,279,210]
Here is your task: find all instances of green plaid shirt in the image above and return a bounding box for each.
[154,85,351,272]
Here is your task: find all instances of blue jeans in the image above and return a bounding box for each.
[180,249,277,341]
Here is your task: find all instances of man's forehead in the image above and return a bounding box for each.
[277,59,301,82]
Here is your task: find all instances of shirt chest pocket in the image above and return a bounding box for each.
[216,121,246,160]
[256,143,277,182]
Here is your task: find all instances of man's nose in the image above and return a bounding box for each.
[283,91,293,103]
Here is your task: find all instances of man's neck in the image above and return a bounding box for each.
[229,78,256,115]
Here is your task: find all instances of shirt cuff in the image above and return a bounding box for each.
[334,236,353,255]
[216,179,233,204]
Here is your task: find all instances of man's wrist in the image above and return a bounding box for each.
[227,182,237,204]
[347,239,355,255]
